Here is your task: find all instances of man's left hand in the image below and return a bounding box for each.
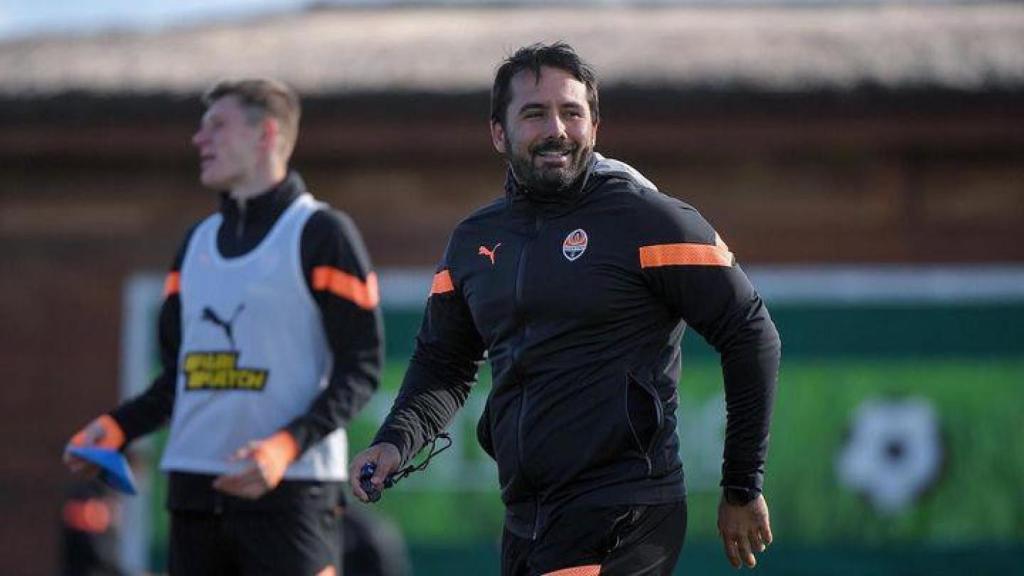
[718,492,773,569]
[213,430,299,499]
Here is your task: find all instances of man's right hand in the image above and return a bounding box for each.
[349,443,401,503]
[718,492,773,569]
[63,415,126,477]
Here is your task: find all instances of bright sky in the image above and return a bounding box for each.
[0,0,309,39]
[0,0,944,40]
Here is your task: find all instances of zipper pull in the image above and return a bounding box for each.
[235,201,246,241]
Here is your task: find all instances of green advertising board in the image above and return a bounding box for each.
[120,269,1024,575]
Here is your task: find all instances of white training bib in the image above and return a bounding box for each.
[161,194,348,481]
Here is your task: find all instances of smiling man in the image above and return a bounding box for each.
[65,78,382,576]
[351,43,781,575]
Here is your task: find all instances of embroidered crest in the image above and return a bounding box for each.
[562,229,588,262]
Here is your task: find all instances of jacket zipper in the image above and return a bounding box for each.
[511,229,531,484]
[512,213,543,538]
[235,201,246,241]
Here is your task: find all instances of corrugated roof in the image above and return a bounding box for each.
[1,3,1022,96]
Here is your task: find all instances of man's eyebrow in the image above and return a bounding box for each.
[517,102,547,114]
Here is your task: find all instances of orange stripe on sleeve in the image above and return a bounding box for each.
[62,499,112,534]
[543,565,601,576]
[639,234,734,268]
[430,270,454,296]
[163,272,181,296]
[69,415,126,450]
[312,267,380,310]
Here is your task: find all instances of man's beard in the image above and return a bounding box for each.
[507,136,593,196]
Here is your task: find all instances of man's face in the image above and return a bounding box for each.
[191,95,265,191]
[491,66,598,194]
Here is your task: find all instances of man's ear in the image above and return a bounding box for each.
[490,120,506,154]
[261,117,280,152]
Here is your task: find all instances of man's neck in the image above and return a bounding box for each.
[228,166,287,206]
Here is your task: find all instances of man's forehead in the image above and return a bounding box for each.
[508,66,587,102]
[202,95,244,121]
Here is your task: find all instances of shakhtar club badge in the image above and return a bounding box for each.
[562,229,588,261]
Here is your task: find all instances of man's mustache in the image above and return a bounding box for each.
[531,140,577,155]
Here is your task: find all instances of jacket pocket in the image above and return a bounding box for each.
[476,401,495,459]
[625,372,664,458]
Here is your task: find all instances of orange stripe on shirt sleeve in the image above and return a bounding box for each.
[639,233,734,268]
[543,566,601,576]
[163,272,181,296]
[430,269,454,296]
[312,267,380,310]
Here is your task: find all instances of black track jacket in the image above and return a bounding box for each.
[374,154,780,538]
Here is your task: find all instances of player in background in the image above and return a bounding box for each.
[65,78,382,576]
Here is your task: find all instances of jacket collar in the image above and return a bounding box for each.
[218,171,305,224]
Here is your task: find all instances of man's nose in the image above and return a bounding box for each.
[191,129,206,148]
[542,113,568,139]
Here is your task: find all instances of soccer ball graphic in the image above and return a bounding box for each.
[835,397,944,514]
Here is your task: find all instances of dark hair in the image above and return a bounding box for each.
[490,42,600,127]
[202,78,301,157]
